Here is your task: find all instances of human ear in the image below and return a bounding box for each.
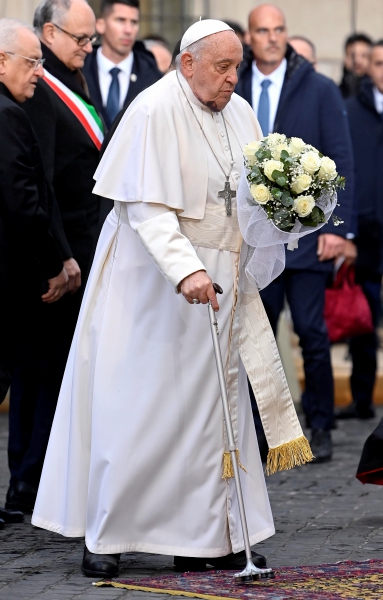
[180,52,193,78]
[42,22,55,45]
[96,18,105,36]
[0,51,7,76]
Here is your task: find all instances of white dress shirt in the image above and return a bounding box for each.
[373,85,383,114]
[97,47,134,109]
[252,58,287,134]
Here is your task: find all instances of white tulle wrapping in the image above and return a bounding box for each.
[237,169,338,292]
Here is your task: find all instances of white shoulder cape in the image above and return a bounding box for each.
[93,71,258,219]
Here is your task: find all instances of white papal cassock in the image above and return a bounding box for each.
[31,71,275,556]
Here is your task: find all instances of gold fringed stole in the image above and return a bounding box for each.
[222,450,247,480]
[238,289,314,473]
[266,436,314,475]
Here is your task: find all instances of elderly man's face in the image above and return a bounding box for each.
[181,31,242,112]
[249,5,287,71]
[42,0,96,70]
[0,28,44,102]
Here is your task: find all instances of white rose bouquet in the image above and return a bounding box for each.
[243,133,345,232]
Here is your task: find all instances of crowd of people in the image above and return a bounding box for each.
[0,0,382,580]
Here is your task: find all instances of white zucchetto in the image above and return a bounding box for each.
[180,19,234,52]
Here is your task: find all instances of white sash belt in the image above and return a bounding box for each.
[179,204,242,253]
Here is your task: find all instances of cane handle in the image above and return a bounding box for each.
[213,283,223,294]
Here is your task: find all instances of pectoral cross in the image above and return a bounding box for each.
[218,178,236,216]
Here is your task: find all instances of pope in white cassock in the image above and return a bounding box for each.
[32,19,312,578]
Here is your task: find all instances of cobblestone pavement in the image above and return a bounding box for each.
[1,409,383,599]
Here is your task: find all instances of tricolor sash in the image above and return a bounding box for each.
[43,69,104,150]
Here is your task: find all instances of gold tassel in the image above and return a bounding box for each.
[222,449,248,479]
[266,435,314,475]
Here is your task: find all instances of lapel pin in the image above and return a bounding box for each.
[130,73,137,82]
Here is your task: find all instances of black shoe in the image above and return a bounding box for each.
[335,402,375,420]
[207,550,267,569]
[310,429,332,463]
[173,556,207,572]
[81,545,120,578]
[5,482,37,513]
[0,518,4,530]
[0,506,24,523]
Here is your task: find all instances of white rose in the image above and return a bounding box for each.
[266,133,286,146]
[289,137,306,156]
[263,159,284,181]
[272,143,290,160]
[250,183,271,205]
[291,174,312,195]
[293,195,316,218]
[318,156,337,180]
[300,151,322,175]
[243,141,262,166]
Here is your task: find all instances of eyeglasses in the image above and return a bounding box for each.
[5,52,45,70]
[52,23,98,47]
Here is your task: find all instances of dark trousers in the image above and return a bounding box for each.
[8,291,82,488]
[250,269,334,432]
[349,269,382,412]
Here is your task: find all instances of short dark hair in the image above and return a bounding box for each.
[289,35,316,59]
[224,20,245,37]
[373,39,383,49]
[345,33,373,50]
[100,0,139,17]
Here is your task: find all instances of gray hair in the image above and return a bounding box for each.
[0,18,35,51]
[34,0,72,35]
[175,37,209,70]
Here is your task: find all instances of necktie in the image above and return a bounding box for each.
[106,67,121,126]
[257,79,271,136]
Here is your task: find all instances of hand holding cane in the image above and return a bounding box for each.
[208,283,275,583]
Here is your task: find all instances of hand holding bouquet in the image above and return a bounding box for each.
[243,133,345,232]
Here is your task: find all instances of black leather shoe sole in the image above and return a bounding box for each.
[174,557,207,572]
[208,551,267,569]
[0,507,24,523]
[81,565,119,578]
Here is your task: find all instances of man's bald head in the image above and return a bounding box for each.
[179,30,243,112]
[248,3,288,74]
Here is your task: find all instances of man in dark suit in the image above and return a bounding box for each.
[337,41,383,420]
[236,4,354,462]
[0,17,67,522]
[6,0,101,512]
[83,0,162,130]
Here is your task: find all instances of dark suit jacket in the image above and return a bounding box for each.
[83,42,162,129]
[236,45,355,272]
[23,44,101,276]
[347,79,383,273]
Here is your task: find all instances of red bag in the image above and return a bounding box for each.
[324,262,374,343]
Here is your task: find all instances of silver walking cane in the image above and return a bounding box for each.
[208,283,275,583]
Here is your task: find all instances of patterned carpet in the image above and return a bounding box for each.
[94,559,383,599]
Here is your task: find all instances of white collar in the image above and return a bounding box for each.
[373,85,383,113]
[252,58,287,89]
[97,46,134,76]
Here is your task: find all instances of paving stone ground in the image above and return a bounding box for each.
[1,409,383,599]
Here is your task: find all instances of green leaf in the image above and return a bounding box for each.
[271,187,282,199]
[280,191,293,207]
[280,149,290,161]
[299,206,326,226]
[271,170,287,187]
[255,148,272,162]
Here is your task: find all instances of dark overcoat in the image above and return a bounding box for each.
[346,79,383,274]
[0,82,63,403]
[236,45,355,272]
[83,42,162,129]
[23,43,101,277]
